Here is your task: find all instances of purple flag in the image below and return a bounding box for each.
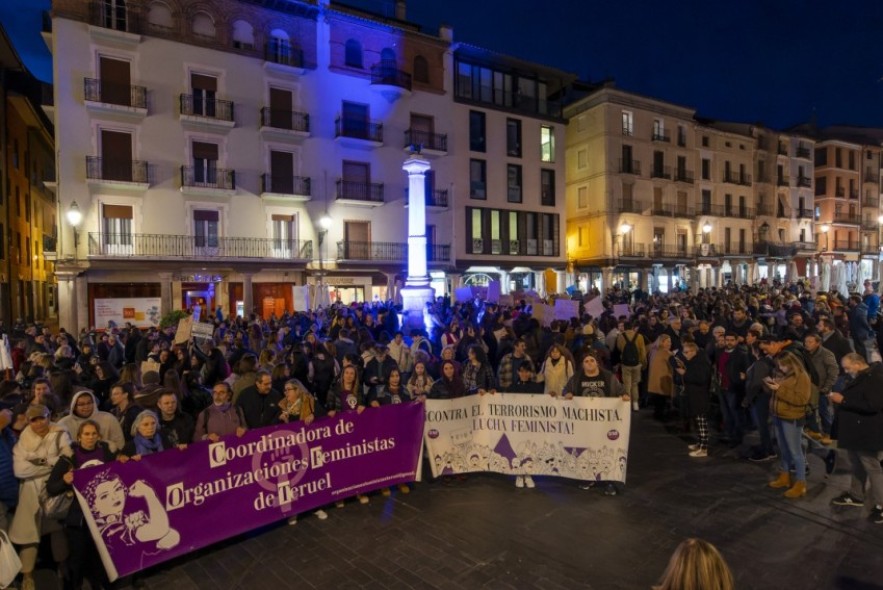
[72,403,425,580]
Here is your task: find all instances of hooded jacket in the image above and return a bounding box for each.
[57,391,126,452]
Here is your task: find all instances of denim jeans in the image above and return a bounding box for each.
[818,394,835,435]
[774,416,806,481]
[751,393,773,454]
[721,390,744,442]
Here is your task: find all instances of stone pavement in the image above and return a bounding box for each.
[121,414,883,589]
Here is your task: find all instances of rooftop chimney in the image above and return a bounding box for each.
[395,1,406,20]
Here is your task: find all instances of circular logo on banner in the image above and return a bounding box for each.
[606,430,620,441]
[427,429,439,439]
[251,431,311,514]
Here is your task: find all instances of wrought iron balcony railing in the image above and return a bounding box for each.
[619,159,641,175]
[335,117,383,142]
[180,166,236,190]
[89,233,313,260]
[84,78,146,109]
[261,174,311,196]
[260,107,309,133]
[86,157,148,183]
[179,94,234,121]
[336,180,384,203]
[404,129,447,152]
[264,42,304,68]
[370,65,412,91]
[336,241,450,262]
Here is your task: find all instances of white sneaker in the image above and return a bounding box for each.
[689,448,708,458]
[314,509,328,520]
[287,516,298,525]
[632,401,640,411]
[524,475,535,489]
[688,443,700,451]
[515,476,524,488]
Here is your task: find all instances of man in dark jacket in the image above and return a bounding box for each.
[828,353,883,524]
[847,295,875,363]
[716,332,750,446]
[818,318,852,368]
[0,406,17,531]
[236,369,283,429]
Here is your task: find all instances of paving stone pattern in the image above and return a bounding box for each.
[135,415,883,590]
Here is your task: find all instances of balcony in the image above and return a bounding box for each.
[777,175,790,187]
[796,176,812,188]
[43,234,57,261]
[336,241,450,262]
[88,233,313,261]
[619,159,641,175]
[833,240,859,251]
[405,188,449,209]
[722,244,751,256]
[336,179,384,206]
[779,205,794,218]
[699,204,725,216]
[755,173,770,184]
[862,242,880,255]
[792,241,817,252]
[754,240,796,257]
[260,174,311,202]
[88,0,141,44]
[757,204,773,216]
[796,146,811,159]
[797,208,814,219]
[622,125,633,137]
[734,207,755,219]
[695,243,720,257]
[180,166,236,196]
[651,130,671,143]
[777,142,788,156]
[677,133,687,147]
[674,169,694,183]
[616,199,644,214]
[651,165,672,180]
[83,78,147,117]
[723,171,752,186]
[259,107,310,139]
[650,203,694,217]
[862,196,879,208]
[263,42,305,76]
[861,219,879,231]
[850,189,859,199]
[370,65,412,101]
[403,129,448,156]
[650,245,691,259]
[335,117,383,147]
[864,169,879,184]
[179,95,235,129]
[673,206,695,218]
[833,211,860,224]
[86,157,149,190]
[835,186,846,197]
[617,244,646,258]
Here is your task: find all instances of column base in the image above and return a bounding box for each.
[400,285,435,333]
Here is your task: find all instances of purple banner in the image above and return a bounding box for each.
[72,403,425,580]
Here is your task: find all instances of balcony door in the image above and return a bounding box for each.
[269,87,293,130]
[342,161,370,200]
[100,130,133,181]
[101,204,133,255]
[193,209,220,254]
[99,56,131,106]
[344,221,370,259]
[342,102,369,139]
[270,150,294,194]
[409,113,434,149]
[272,214,295,258]
[192,141,218,186]
[191,73,217,117]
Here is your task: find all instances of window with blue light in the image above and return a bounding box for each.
[345,39,363,68]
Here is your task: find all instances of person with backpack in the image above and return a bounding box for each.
[616,321,646,412]
[193,382,247,442]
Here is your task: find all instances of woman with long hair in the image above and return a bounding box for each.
[428,360,466,400]
[653,538,734,590]
[538,344,574,397]
[461,344,496,395]
[326,366,369,506]
[766,351,812,499]
[406,361,434,400]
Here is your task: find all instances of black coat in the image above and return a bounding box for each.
[834,363,883,452]
[681,353,712,416]
[822,330,852,366]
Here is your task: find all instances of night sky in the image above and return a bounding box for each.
[3,0,883,129]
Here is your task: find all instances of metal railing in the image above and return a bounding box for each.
[179,94,234,122]
[777,176,790,186]
[651,130,670,142]
[864,169,879,184]
[335,117,383,142]
[404,129,447,152]
[861,219,879,231]
[617,244,646,257]
[792,241,817,251]
[370,65,412,91]
[405,188,449,207]
[835,186,845,197]
[261,174,311,196]
[651,165,671,180]
[833,240,859,251]
[264,42,304,68]
[797,208,814,219]
[777,142,788,155]
[260,108,310,133]
[723,171,752,185]
[336,241,450,262]
[616,199,644,213]
[833,211,860,224]
[695,244,720,257]
[756,204,773,216]
[86,157,148,183]
[797,176,812,188]
[619,159,641,175]
[862,197,880,208]
[649,246,691,258]
[84,78,146,109]
[674,169,694,183]
[88,233,313,260]
[754,241,796,257]
[180,166,236,190]
[336,180,384,203]
[796,146,811,159]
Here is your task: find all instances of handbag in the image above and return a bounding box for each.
[40,485,74,521]
[0,529,22,588]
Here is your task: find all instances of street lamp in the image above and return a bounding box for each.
[820,223,830,252]
[66,201,83,250]
[316,215,333,305]
[615,222,632,256]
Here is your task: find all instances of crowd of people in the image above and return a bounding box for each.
[1,276,882,589]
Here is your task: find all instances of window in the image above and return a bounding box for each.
[848,151,856,170]
[192,11,216,38]
[268,150,295,194]
[815,148,827,166]
[344,39,362,68]
[815,176,826,195]
[271,214,295,256]
[652,119,664,141]
[413,55,429,84]
[577,186,587,209]
[577,149,587,169]
[24,193,30,222]
[470,159,486,199]
[469,111,485,152]
[12,140,19,169]
[147,2,174,31]
[506,118,522,157]
[102,204,133,250]
[677,125,686,147]
[190,73,217,117]
[192,141,219,185]
[267,30,292,65]
[507,164,522,203]
[621,111,633,136]
[468,208,484,253]
[701,189,711,214]
[835,148,842,168]
[101,0,129,31]
[540,126,555,162]
[194,210,219,248]
[231,20,254,49]
[702,136,709,147]
[541,169,555,206]
[0,223,3,259]
[621,145,634,173]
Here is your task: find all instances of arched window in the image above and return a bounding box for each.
[147,1,173,30]
[413,55,429,84]
[232,20,255,49]
[344,39,362,68]
[192,11,216,38]
[268,29,292,64]
[102,0,129,31]
[380,47,396,68]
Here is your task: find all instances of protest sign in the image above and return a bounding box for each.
[583,296,605,318]
[173,316,192,344]
[191,321,214,343]
[72,404,425,580]
[498,294,513,307]
[613,304,631,319]
[487,281,501,303]
[454,287,474,303]
[554,299,580,322]
[532,303,554,326]
[424,395,630,482]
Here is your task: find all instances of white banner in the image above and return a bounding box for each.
[424,394,630,482]
[94,298,162,328]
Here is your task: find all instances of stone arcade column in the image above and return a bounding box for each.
[400,155,435,332]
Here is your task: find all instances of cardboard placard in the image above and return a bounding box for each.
[554,299,580,322]
[486,281,501,303]
[174,316,193,344]
[140,359,160,376]
[191,322,214,342]
[584,297,605,319]
[532,303,554,327]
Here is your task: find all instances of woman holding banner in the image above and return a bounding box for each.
[538,344,574,397]
[46,420,115,590]
[406,361,433,400]
[119,410,179,460]
[462,345,496,395]
[428,361,466,399]
[326,366,369,506]
[371,368,413,495]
